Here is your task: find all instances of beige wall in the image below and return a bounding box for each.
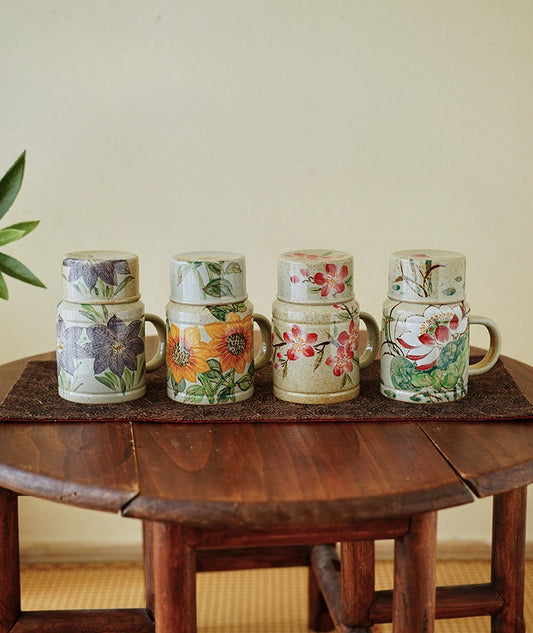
[2,1,532,558]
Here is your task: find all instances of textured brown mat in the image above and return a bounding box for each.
[1,358,532,423]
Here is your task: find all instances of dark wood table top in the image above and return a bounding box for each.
[0,350,531,531]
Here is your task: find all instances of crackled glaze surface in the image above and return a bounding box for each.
[61,250,140,303]
[380,250,501,403]
[57,251,165,404]
[169,251,247,305]
[387,249,466,303]
[166,252,271,405]
[272,250,379,404]
[277,249,354,304]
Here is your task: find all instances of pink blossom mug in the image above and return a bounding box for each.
[380,249,501,403]
[272,249,380,404]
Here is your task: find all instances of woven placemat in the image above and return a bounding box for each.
[1,359,532,423]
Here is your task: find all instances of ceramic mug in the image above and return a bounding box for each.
[166,251,272,404]
[272,249,380,403]
[56,250,166,404]
[380,249,501,403]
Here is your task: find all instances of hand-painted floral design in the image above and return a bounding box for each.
[337,318,359,355]
[166,308,255,405]
[84,315,144,376]
[391,257,461,299]
[288,251,336,261]
[167,324,212,384]
[326,345,354,377]
[381,302,470,402]
[273,304,358,390]
[282,325,318,360]
[204,313,254,374]
[313,263,350,297]
[56,317,88,376]
[174,259,243,300]
[64,258,134,296]
[290,263,352,298]
[57,312,147,396]
[397,305,468,371]
[290,268,309,283]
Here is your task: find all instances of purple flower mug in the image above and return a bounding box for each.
[56,250,166,403]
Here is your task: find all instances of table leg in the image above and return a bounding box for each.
[143,521,155,618]
[0,487,20,633]
[308,561,335,632]
[392,511,437,633]
[340,540,375,631]
[491,487,527,633]
[152,522,197,633]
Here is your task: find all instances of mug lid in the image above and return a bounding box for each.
[388,249,466,303]
[169,251,247,304]
[277,249,354,303]
[62,250,140,303]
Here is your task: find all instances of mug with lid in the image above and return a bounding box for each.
[272,249,380,404]
[380,249,501,403]
[56,250,166,403]
[166,251,272,404]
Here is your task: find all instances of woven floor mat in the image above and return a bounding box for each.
[20,560,533,632]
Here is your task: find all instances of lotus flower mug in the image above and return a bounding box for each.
[380,249,501,403]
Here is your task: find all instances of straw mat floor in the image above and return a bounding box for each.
[21,560,533,632]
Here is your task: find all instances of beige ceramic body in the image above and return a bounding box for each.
[166,251,271,405]
[272,249,379,404]
[380,249,501,403]
[272,299,380,403]
[56,251,166,404]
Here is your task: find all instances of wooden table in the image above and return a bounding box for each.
[0,351,532,633]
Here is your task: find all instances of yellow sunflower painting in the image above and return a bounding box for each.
[204,312,254,375]
[167,324,212,384]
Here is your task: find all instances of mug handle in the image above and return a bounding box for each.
[468,315,501,376]
[359,312,380,370]
[145,313,167,371]
[252,313,273,371]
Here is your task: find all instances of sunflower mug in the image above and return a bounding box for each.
[56,250,166,403]
[166,251,272,405]
[380,249,501,403]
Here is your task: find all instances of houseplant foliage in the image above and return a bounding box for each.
[0,151,46,299]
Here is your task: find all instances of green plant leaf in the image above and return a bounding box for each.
[0,228,25,247]
[236,373,253,391]
[0,271,8,299]
[0,252,46,288]
[207,358,223,372]
[185,384,206,403]
[207,305,229,322]
[3,220,40,236]
[217,385,233,403]
[203,278,235,298]
[206,262,222,276]
[0,151,25,221]
[95,374,118,391]
[225,261,242,274]
[390,355,415,390]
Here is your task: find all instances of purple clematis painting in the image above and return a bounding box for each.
[64,258,130,291]
[56,317,88,375]
[84,315,144,376]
